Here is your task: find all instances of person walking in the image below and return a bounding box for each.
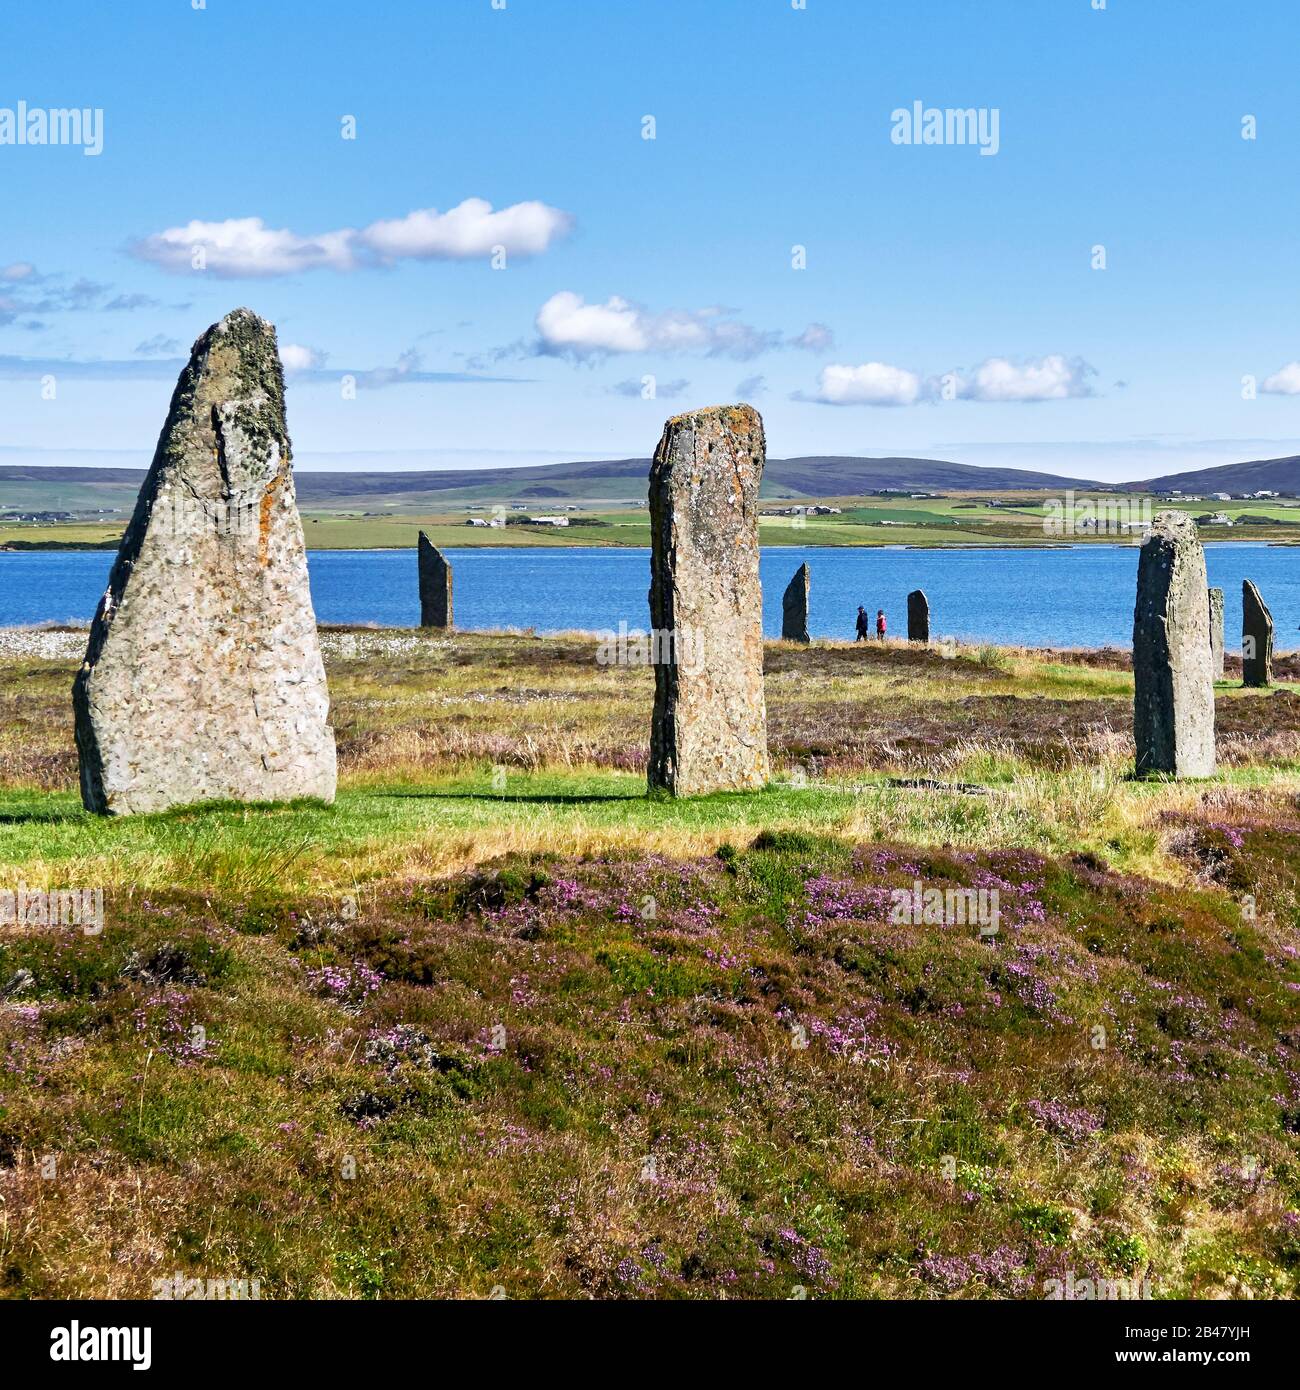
[876,609,887,641]
[855,605,870,641]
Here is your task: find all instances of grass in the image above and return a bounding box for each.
[1,630,1298,1299]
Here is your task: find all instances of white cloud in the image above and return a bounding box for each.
[359,199,572,262]
[134,334,182,357]
[280,343,328,373]
[104,292,163,311]
[805,354,1096,406]
[791,323,835,352]
[1262,361,1300,396]
[610,376,690,399]
[132,218,355,277]
[951,354,1095,402]
[353,348,424,389]
[809,361,923,406]
[537,292,647,355]
[131,198,573,278]
[0,266,177,318]
[534,291,780,361]
[0,350,522,386]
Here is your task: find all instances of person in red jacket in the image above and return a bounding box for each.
[876,609,887,641]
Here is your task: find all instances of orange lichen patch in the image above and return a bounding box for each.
[721,403,760,433]
[258,472,281,567]
[665,402,756,429]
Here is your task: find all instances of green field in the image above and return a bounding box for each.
[6,490,1300,552]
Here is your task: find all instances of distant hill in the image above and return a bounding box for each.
[1118,454,1300,496]
[295,454,1102,502]
[6,451,1300,514]
[0,454,1102,514]
[764,455,1101,494]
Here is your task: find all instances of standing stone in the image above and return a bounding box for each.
[1207,587,1225,680]
[73,309,337,815]
[1242,579,1274,687]
[1132,510,1215,777]
[418,531,453,628]
[648,404,769,795]
[907,589,930,644]
[781,563,810,643]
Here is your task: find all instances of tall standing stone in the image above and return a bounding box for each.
[781,563,810,643]
[1207,587,1225,680]
[73,309,337,815]
[1242,579,1274,687]
[1132,510,1215,777]
[907,589,930,644]
[418,531,453,628]
[648,404,769,795]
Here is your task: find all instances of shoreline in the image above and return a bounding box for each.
[3,624,1288,667]
[2,537,1294,555]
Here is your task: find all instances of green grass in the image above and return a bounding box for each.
[2,632,1298,1300]
[5,751,1300,917]
[0,773,872,876]
[0,769,1116,889]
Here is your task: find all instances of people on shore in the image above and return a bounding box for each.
[855,606,869,641]
[876,609,887,641]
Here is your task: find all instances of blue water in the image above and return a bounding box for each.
[1,544,1294,650]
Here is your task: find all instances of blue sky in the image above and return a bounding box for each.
[1,0,1297,481]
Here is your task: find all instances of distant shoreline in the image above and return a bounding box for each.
[2,625,1292,668]
[3,537,1297,554]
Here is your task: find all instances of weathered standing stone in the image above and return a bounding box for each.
[781,563,810,642]
[907,589,930,644]
[418,531,453,628]
[648,404,769,795]
[1132,510,1215,777]
[1207,587,1225,680]
[1241,579,1274,688]
[73,309,337,815]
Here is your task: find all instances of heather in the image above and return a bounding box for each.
[0,631,1298,1299]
